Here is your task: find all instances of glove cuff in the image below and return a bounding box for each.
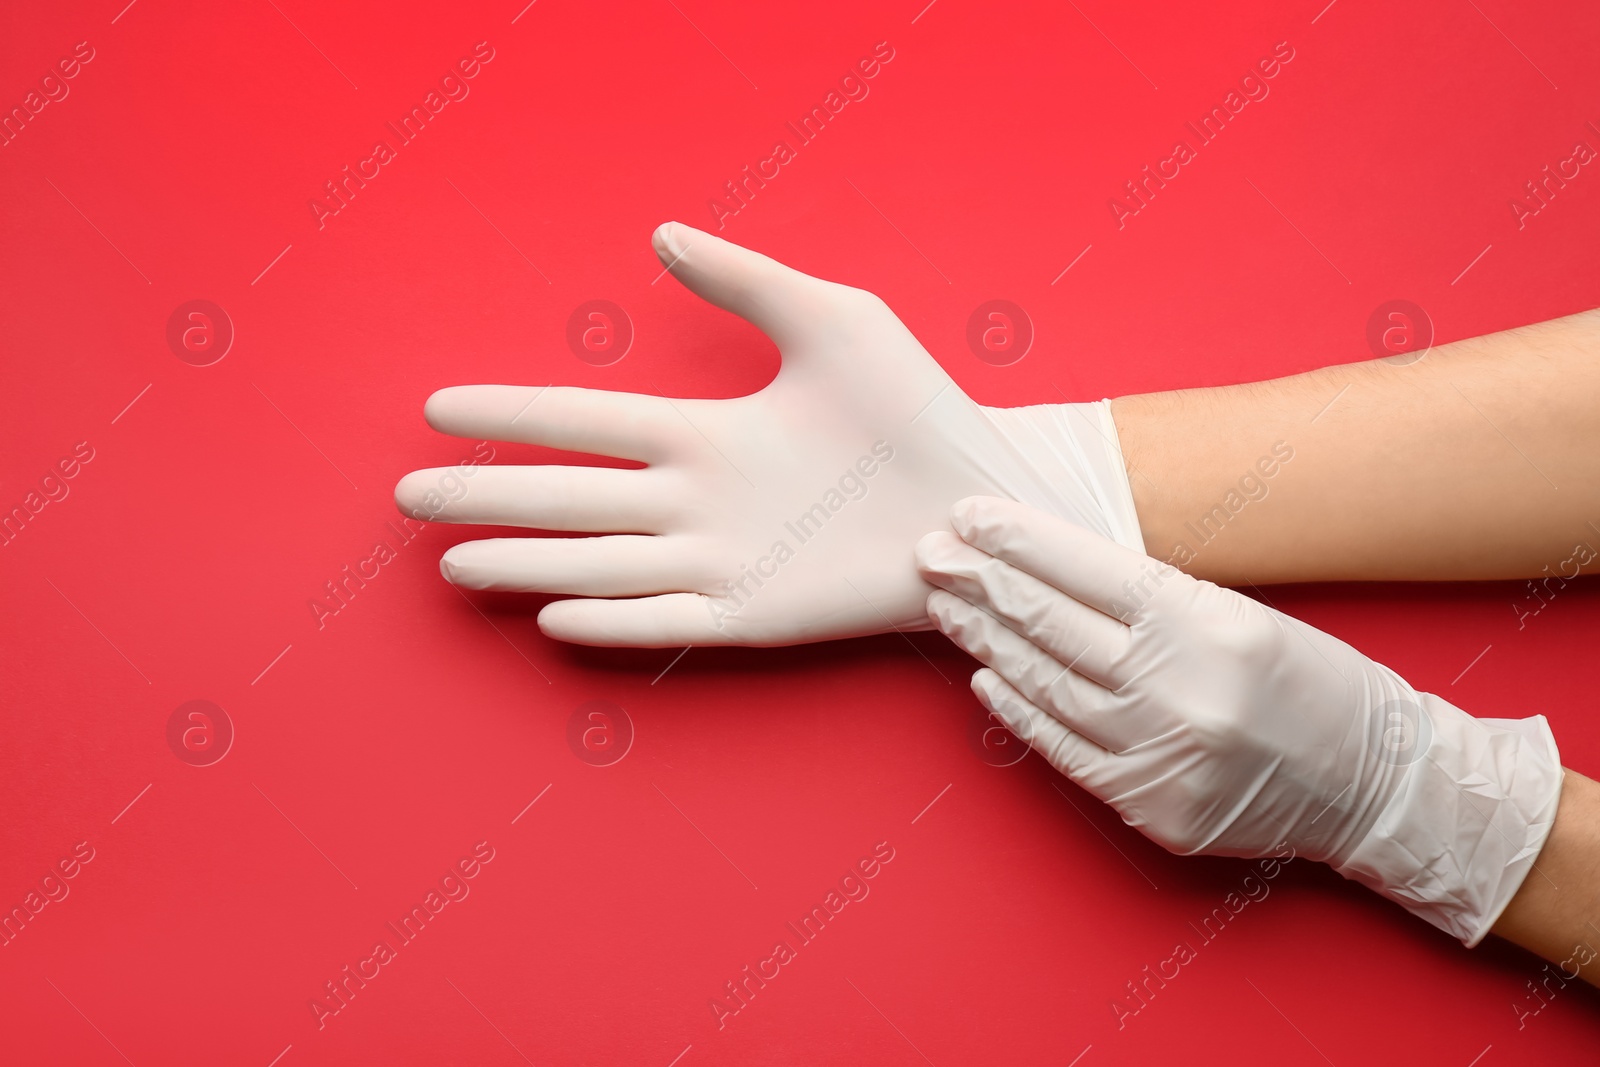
[982,400,1144,554]
[1332,700,1563,946]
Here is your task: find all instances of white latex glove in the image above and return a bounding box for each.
[395,223,1142,647]
[915,496,1563,946]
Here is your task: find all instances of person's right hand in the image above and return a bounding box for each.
[915,495,1563,946]
[395,223,1140,647]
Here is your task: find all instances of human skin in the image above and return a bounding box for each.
[1490,771,1600,986]
[1111,307,1600,584]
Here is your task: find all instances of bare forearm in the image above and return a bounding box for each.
[1492,770,1600,989]
[1111,308,1600,584]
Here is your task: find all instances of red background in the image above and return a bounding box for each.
[3,0,1598,1063]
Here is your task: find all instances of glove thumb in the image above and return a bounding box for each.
[651,221,831,352]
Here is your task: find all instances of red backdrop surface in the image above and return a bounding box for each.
[2,1,1598,1063]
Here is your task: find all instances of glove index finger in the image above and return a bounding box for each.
[949,496,1176,623]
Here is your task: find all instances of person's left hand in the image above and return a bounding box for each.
[394,223,1138,647]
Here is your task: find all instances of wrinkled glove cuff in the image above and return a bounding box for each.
[982,400,1144,554]
[1333,700,1563,946]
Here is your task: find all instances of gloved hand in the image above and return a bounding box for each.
[915,496,1564,946]
[395,223,1142,647]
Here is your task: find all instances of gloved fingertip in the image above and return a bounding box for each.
[394,471,440,518]
[651,221,689,263]
[439,545,477,586]
[949,495,992,541]
[912,529,961,572]
[972,672,1029,734]
[422,387,458,428]
[924,587,960,625]
[929,591,985,645]
[534,602,570,642]
[393,472,420,512]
